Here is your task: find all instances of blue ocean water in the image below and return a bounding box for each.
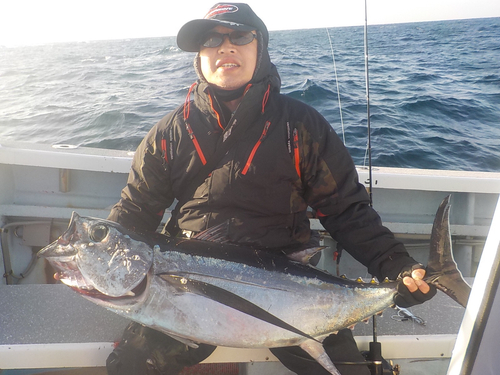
[0,18,499,171]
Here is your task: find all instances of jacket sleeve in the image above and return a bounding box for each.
[297,105,418,281]
[108,116,175,233]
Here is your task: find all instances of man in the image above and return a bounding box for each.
[106,3,435,375]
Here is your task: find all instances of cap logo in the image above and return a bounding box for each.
[204,4,239,19]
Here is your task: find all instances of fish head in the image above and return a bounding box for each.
[38,212,153,305]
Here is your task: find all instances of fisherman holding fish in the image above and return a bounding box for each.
[106,3,436,374]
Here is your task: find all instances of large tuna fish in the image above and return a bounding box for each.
[38,196,470,375]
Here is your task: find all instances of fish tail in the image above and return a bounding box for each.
[425,195,471,307]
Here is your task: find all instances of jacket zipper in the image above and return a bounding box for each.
[161,139,169,163]
[293,128,301,179]
[241,121,271,175]
[183,83,208,165]
[185,122,207,165]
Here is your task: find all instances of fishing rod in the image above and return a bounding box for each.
[364,0,373,208]
[362,1,383,374]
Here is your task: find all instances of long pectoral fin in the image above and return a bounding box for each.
[160,274,319,343]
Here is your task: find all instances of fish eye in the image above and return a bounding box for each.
[90,225,109,242]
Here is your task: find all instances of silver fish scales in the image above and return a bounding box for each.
[39,195,470,374]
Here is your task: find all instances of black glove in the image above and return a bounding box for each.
[393,264,437,308]
[106,322,216,375]
[270,329,370,375]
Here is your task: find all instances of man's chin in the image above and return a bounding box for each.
[208,76,252,91]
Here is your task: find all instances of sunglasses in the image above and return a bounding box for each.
[200,30,257,48]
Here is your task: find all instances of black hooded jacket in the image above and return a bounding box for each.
[108,60,417,281]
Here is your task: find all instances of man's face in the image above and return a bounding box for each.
[199,26,257,91]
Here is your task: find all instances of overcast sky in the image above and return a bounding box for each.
[1,0,499,47]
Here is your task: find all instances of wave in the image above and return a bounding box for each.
[0,18,499,172]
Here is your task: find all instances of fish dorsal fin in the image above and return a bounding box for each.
[193,221,231,243]
[193,223,325,265]
[160,274,320,343]
[284,246,327,265]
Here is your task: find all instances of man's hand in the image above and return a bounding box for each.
[394,266,437,308]
[403,268,430,294]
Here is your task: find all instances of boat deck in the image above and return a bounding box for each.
[0,276,469,371]
[1,141,499,373]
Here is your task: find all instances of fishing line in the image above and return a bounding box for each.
[325,28,346,145]
[326,4,380,372]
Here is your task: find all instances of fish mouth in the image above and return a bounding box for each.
[48,256,149,306]
[74,276,149,304]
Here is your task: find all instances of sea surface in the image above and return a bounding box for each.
[1,18,499,171]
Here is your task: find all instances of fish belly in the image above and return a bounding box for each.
[111,273,394,348]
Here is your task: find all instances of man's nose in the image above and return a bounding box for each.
[218,35,236,52]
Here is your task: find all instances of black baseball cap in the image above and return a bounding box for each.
[177,3,269,52]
